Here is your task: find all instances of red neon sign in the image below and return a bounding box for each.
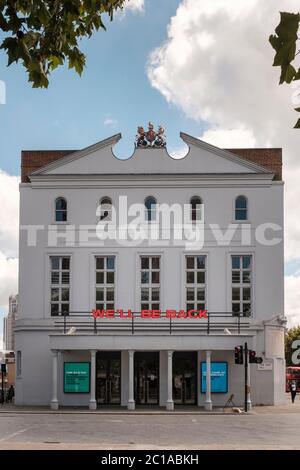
[92,309,208,319]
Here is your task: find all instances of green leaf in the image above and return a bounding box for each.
[0,0,127,88]
[273,41,296,67]
[68,47,86,75]
[275,12,300,41]
[37,4,51,25]
[294,118,300,129]
[294,69,300,80]
[280,64,296,84]
[269,34,281,52]
[48,54,64,70]
[0,11,9,31]
[1,37,20,65]
[295,107,300,113]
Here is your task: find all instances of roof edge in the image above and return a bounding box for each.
[30,133,122,177]
[180,132,273,175]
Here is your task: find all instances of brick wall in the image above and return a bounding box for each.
[21,150,75,183]
[226,148,282,181]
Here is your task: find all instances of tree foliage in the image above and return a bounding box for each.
[0,0,126,88]
[269,12,300,128]
[285,326,300,366]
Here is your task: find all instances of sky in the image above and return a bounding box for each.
[0,0,300,348]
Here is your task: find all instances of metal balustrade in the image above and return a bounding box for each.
[53,311,250,335]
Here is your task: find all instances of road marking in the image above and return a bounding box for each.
[0,427,32,442]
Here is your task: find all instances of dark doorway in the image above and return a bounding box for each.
[135,352,159,405]
[96,351,121,405]
[173,352,197,405]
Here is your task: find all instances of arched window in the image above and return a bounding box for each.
[99,197,112,221]
[190,196,202,222]
[145,196,157,222]
[235,196,248,221]
[55,197,67,222]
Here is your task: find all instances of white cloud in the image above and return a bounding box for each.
[201,126,256,148]
[0,170,19,313]
[147,0,300,324]
[0,252,18,311]
[121,0,144,14]
[169,145,189,159]
[0,170,19,258]
[170,126,256,159]
[104,116,118,126]
[147,0,298,140]
[285,274,300,327]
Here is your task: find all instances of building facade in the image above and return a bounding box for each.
[15,130,286,409]
[3,294,18,351]
[0,351,16,391]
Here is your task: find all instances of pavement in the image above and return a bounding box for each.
[0,398,299,450]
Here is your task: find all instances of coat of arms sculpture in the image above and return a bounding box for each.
[135,123,166,148]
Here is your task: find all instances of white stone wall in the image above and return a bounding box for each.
[15,140,285,407]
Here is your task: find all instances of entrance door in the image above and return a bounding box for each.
[135,352,159,405]
[173,352,197,405]
[96,352,121,405]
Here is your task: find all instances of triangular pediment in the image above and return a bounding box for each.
[30,132,273,178]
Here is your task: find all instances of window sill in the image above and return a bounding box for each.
[52,222,70,225]
[232,220,250,224]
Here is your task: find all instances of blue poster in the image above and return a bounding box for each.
[201,362,228,393]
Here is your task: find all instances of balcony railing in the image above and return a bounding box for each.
[53,311,250,335]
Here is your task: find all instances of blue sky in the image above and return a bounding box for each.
[0,0,202,176]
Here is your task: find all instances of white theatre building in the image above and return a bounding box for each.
[15,128,286,409]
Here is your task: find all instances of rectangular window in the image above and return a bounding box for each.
[140,256,160,310]
[17,351,21,377]
[185,255,206,311]
[95,256,115,310]
[231,255,252,316]
[50,256,70,316]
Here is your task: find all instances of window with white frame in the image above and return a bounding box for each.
[231,255,252,316]
[235,195,248,221]
[95,256,115,310]
[144,196,157,222]
[99,197,112,222]
[186,255,206,311]
[55,197,67,222]
[50,256,70,316]
[190,196,202,222]
[140,256,160,310]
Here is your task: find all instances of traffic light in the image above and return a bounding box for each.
[249,350,263,364]
[249,350,256,363]
[234,345,244,364]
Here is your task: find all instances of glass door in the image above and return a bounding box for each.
[173,352,197,405]
[135,352,159,405]
[96,352,121,405]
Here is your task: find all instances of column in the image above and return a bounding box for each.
[204,350,212,411]
[89,350,97,410]
[166,351,174,411]
[247,363,252,410]
[50,349,59,410]
[128,350,135,410]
